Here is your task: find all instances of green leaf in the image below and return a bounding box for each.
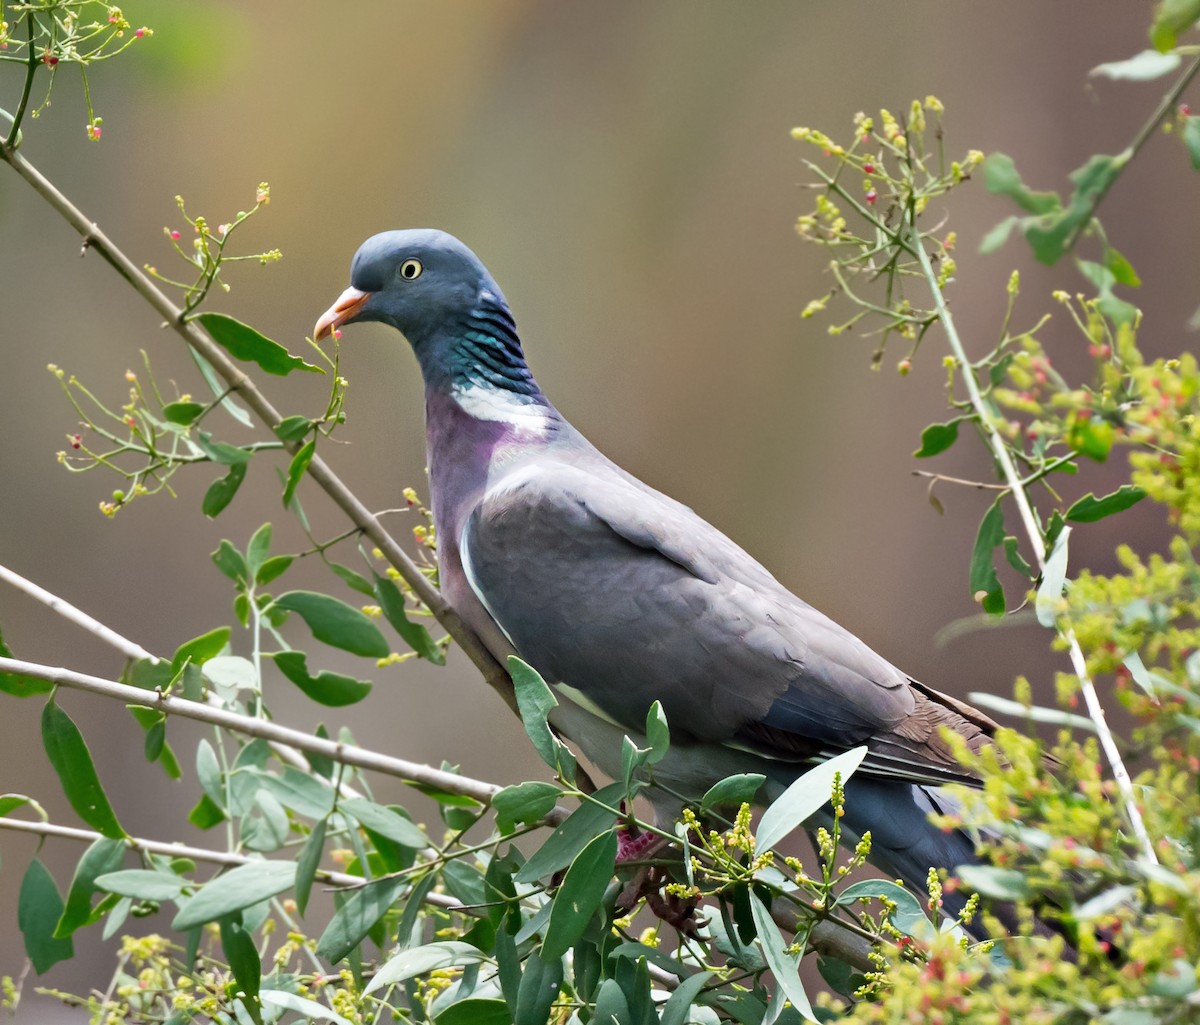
[0,793,34,817]
[363,941,489,996]
[983,153,1062,215]
[755,747,866,854]
[256,766,337,819]
[245,523,272,577]
[1066,485,1147,523]
[95,868,189,901]
[979,214,1021,255]
[492,781,562,831]
[283,439,315,507]
[272,591,390,658]
[189,794,226,829]
[189,347,252,426]
[1036,525,1071,628]
[1104,246,1142,287]
[1091,49,1181,80]
[341,798,428,848]
[272,415,314,442]
[1066,412,1114,463]
[242,790,290,852]
[162,400,206,425]
[0,627,51,696]
[700,773,766,814]
[1024,154,1126,265]
[202,460,247,518]
[1150,0,1200,51]
[19,859,74,974]
[212,539,249,583]
[509,656,576,778]
[219,915,263,1017]
[173,627,231,670]
[195,312,323,376]
[330,561,375,597]
[836,879,935,940]
[514,949,563,1025]
[437,999,512,1025]
[967,691,1098,732]
[955,864,1031,901]
[913,419,961,458]
[316,874,408,963]
[1077,258,1139,327]
[644,700,670,766]
[1003,536,1033,579]
[273,651,373,706]
[373,573,445,663]
[541,830,617,961]
[172,860,296,930]
[748,892,816,1023]
[54,837,125,939]
[514,782,624,883]
[196,430,251,466]
[968,501,1006,616]
[256,554,294,586]
[261,990,354,1025]
[294,818,327,917]
[1182,115,1200,171]
[659,970,715,1025]
[42,697,126,839]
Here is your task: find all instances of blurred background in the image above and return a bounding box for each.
[1,2,1196,1018]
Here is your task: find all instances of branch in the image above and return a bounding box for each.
[0,816,464,916]
[0,561,368,802]
[0,655,568,824]
[0,143,517,718]
[1062,54,1200,252]
[907,217,1156,863]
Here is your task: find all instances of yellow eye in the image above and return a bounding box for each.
[399,259,423,280]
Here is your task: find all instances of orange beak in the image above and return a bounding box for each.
[313,286,373,341]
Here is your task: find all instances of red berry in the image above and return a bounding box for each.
[865,189,878,205]
[863,162,875,174]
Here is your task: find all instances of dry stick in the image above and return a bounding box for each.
[0,561,369,802]
[0,655,564,822]
[908,219,1156,864]
[0,144,517,718]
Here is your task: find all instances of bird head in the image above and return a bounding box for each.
[314,229,507,349]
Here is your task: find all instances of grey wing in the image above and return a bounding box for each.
[462,460,989,787]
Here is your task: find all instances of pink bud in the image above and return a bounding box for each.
[865,188,877,205]
[170,230,181,241]
[332,327,342,340]
[135,27,144,37]
[863,162,875,174]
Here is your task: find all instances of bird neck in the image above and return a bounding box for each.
[416,290,542,399]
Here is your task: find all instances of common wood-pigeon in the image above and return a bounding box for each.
[314,229,999,901]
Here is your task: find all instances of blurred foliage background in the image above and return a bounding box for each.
[1,2,1197,1018]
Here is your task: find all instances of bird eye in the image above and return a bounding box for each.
[399,259,423,280]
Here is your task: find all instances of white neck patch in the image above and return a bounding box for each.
[451,382,553,435]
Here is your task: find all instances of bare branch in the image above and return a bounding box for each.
[0,654,569,822]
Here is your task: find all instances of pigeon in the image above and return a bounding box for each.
[314,228,1000,904]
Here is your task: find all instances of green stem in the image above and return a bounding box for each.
[4,13,36,149]
[907,211,1156,864]
[1062,53,1200,252]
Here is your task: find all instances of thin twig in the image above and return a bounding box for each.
[0,816,462,913]
[1062,54,1200,252]
[0,144,517,718]
[907,216,1156,863]
[0,561,370,801]
[911,470,1006,491]
[0,654,568,823]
